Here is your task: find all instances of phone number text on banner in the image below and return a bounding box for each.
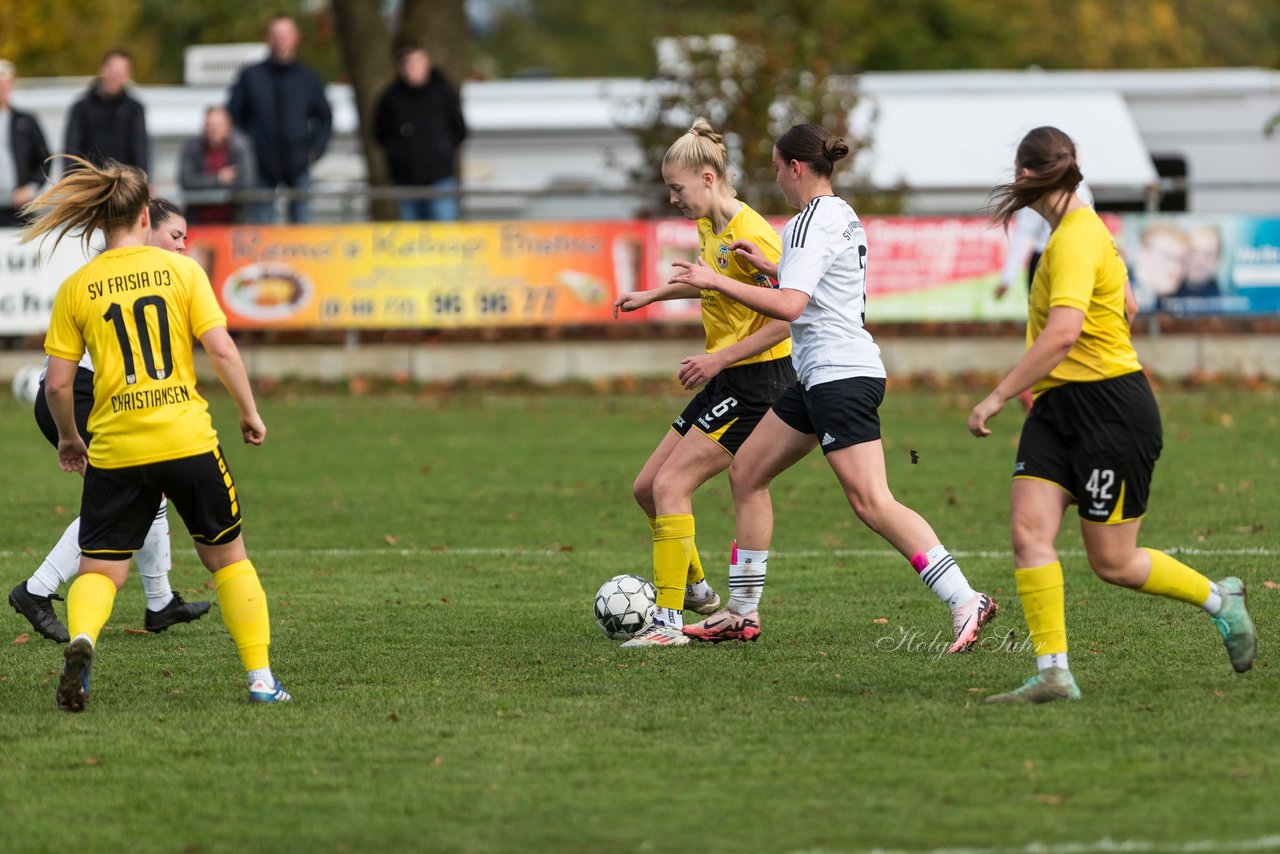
[187,222,646,329]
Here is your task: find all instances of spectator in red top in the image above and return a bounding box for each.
[179,106,254,224]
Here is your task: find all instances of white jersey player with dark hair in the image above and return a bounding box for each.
[9,199,211,644]
[669,122,998,650]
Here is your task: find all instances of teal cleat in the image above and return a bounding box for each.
[249,678,293,704]
[1211,577,1256,673]
[984,666,1080,705]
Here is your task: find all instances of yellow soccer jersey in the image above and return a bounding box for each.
[45,245,226,468]
[1028,207,1142,394]
[697,202,791,367]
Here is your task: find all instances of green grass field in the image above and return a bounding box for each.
[1,380,1277,853]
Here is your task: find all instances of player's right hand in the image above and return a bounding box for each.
[241,412,267,445]
[612,292,647,318]
[729,239,776,278]
[57,435,88,473]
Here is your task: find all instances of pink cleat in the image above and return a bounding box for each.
[682,609,761,643]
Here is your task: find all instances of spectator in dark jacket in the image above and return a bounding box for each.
[179,105,254,224]
[228,14,332,223]
[374,42,467,222]
[0,59,51,227]
[64,50,149,174]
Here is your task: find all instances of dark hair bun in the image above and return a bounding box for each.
[823,138,850,163]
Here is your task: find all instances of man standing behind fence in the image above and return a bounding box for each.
[374,41,467,222]
[228,14,332,223]
[0,59,50,228]
[64,50,148,174]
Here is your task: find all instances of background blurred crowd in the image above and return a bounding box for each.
[0,13,467,226]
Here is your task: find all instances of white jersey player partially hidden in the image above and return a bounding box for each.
[778,196,885,388]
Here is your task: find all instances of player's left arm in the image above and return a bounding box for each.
[200,326,265,445]
[1124,278,1139,326]
[44,357,87,472]
[669,258,810,321]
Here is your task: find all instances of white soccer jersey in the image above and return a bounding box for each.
[777,196,885,388]
[39,352,95,383]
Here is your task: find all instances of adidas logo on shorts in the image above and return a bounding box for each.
[821,432,836,446]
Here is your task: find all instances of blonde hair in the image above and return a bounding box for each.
[662,118,736,197]
[20,155,150,253]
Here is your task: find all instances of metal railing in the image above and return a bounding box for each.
[177,175,1280,224]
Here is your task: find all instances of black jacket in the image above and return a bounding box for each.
[228,59,332,186]
[64,86,149,173]
[4,106,51,193]
[373,73,467,186]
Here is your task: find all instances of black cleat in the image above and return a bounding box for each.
[9,581,70,643]
[144,592,212,633]
[57,636,94,712]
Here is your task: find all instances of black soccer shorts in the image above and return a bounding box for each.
[1014,371,1162,524]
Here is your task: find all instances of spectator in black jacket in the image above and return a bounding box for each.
[64,50,148,174]
[179,105,254,224]
[228,14,332,223]
[374,42,467,221]
[0,59,51,227]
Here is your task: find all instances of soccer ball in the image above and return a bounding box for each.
[11,364,42,404]
[593,574,656,640]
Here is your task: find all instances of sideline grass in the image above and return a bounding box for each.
[0,383,1276,853]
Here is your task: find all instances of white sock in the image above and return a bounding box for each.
[136,499,173,612]
[1036,652,1069,672]
[28,517,82,597]
[686,579,710,599]
[72,632,94,648]
[248,667,275,687]
[728,543,767,615]
[912,544,977,608]
[1201,580,1223,615]
[652,606,683,629]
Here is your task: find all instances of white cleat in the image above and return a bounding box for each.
[620,624,690,648]
[947,593,999,654]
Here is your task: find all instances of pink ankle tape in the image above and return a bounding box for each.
[730,540,738,565]
[910,552,929,573]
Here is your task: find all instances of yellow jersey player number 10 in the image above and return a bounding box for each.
[22,155,292,712]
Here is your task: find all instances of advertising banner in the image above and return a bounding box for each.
[3,214,1278,335]
[185,221,645,329]
[0,229,94,335]
[641,215,1027,323]
[1121,214,1280,315]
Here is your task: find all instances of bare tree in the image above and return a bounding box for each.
[330,0,468,221]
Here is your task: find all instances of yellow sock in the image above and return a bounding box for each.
[1015,562,1068,658]
[67,572,118,645]
[213,559,272,671]
[1138,548,1211,606]
[653,514,695,612]
[649,516,707,589]
[686,543,706,586]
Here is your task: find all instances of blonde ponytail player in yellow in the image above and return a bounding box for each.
[24,156,290,710]
[612,119,795,646]
[970,127,1256,703]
